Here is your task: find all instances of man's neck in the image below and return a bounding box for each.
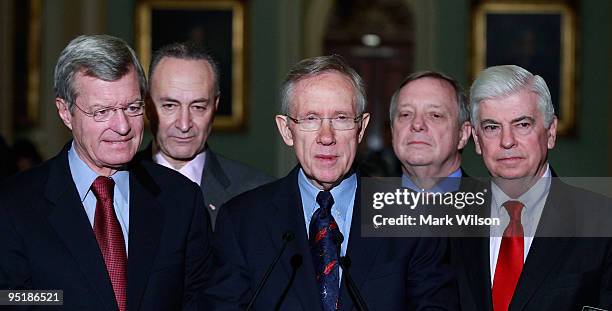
[152,142,205,170]
[493,164,550,199]
[404,160,461,190]
[159,153,189,170]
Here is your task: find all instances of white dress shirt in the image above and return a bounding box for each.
[155,151,206,186]
[489,164,551,285]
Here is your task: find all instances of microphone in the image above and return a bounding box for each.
[246,231,295,311]
[274,254,303,310]
[334,232,370,311]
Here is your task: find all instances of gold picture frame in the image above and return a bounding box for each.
[136,0,247,131]
[472,1,577,135]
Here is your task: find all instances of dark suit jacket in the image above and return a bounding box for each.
[206,167,458,310]
[135,143,274,229]
[451,179,612,311]
[0,144,214,310]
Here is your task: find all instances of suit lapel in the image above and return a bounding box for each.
[461,237,493,311]
[264,168,322,311]
[126,163,163,311]
[201,149,230,219]
[459,179,493,311]
[339,180,381,311]
[510,180,571,310]
[44,148,117,311]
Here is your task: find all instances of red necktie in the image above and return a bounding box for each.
[91,176,127,311]
[492,200,525,311]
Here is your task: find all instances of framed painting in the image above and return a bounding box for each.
[136,0,247,131]
[472,1,577,135]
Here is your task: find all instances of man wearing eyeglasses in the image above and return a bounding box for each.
[136,42,273,230]
[205,55,457,310]
[0,35,213,310]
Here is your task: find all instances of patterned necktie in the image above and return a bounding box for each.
[492,200,525,311]
[309,191,341,311]
[91,176,127,311]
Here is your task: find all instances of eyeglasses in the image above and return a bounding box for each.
[286,114,363,131]
[73,100,145,122]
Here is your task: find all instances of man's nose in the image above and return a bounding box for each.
[410,113,427,132]
[176,106,192,132]
[500,126,516,149]
[317,119,336,145]
[109,108,131,135]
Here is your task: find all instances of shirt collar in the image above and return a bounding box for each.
[298,168,356,222]
[402,167,462,193]
[68,142,129,202]
[154,151,206,186]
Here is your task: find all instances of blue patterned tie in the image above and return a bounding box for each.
[309,191,341,311]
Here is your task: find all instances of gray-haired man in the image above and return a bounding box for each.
[451,65,612,311]
[389,71,471,192]
[0,35,213,310]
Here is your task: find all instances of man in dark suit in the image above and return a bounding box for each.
[451,65,612,310]
[138,42,273,228]
[206,55,457,310]
[389,71,472,192]
[0,35,213,310]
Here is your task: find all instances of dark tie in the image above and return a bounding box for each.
[309,191,341,311]
[492,200,525,311]
[91,176,127,311]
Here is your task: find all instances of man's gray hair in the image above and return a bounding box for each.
[389,71,468,125]
[470,65,555,128]
[148,41,220,96]
[280,55,366,115]
[54,34,146,112]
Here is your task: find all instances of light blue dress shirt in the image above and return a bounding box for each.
[402,167,462,193]
[299,169,356,284]
[68,144,130,252]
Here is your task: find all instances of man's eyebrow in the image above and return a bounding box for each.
[480,119,500,125]
[190,98,210,104]
[157,97,210,105]
[158,97,180,103]
[511,115,535,123]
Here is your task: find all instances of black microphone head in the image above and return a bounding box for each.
[282,231,295,242]
[290,254,303,269]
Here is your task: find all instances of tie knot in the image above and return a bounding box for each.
[316,191,335,215]
[503,200,524,222]
[91,176,115,201]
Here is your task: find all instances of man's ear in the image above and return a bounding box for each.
[275,115,294,146]
[547,116,558,149]
[457,121,472,150]
[55,98,73,130]
[357,113,371,143]
[213,94,220,111]
[472,127,482,155]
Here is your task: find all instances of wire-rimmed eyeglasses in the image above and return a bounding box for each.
[73,100,145,122]
[286,114,363,131]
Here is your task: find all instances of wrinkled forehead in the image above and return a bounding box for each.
[290,72,357,115]
[73,68,140,103]
[477,91,541,123]
[398,77,458,110]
